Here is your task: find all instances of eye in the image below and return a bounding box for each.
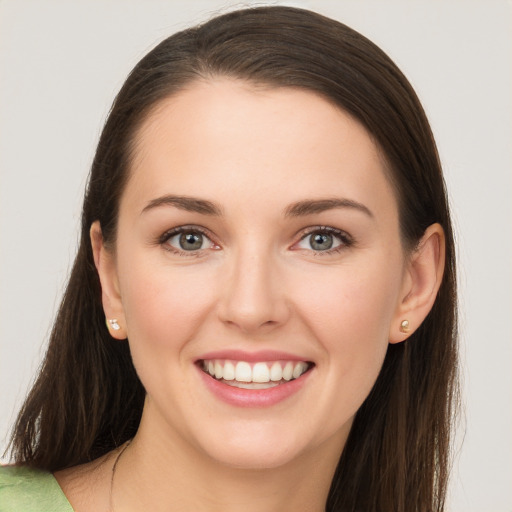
[161,227,218,253]
[294,227,352,253]
[172,231,206,251]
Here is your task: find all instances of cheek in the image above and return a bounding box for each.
[117,251,217,356]
[116,253,221,411]
[293,256,403,387]
[296,257,401,336]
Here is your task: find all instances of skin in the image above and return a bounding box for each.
[56,79,445,512]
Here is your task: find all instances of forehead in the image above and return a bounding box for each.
[124,79,397,220]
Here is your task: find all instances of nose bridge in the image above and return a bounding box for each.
[219,241,288,332]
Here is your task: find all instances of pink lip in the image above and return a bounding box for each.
[197,349,309,363]
[196,362,312,408]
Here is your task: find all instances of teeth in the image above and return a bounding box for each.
[214,361,223,379]
[202,359,310,384]
[292,362,308,379]
[270,362,282,381]
[235,362,252,382]
[223,361,235,381]
[252,362,270,383]
[282,362,293,381]
[226,381,280,389]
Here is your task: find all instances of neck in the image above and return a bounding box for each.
[112,414,346,512]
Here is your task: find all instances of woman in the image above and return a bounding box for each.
[1,6,458,512]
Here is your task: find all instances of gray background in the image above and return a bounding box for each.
[1,1,511,510]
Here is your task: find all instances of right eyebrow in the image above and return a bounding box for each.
[284,198,374,219]
[140,195,223,216]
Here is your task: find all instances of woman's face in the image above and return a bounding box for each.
[106,79,410,469]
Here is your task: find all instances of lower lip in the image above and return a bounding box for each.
[197,366,311,408]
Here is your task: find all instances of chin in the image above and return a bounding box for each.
[193,420,343,471]
[204,442,303,471]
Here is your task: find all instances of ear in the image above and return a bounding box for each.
[90,221,127,340]
[389,223,445,343]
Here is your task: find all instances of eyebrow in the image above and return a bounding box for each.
[284,198,373,218]
[141,195,223,216]
[141,194,373,219]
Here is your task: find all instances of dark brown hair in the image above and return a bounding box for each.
[8,6,458,511]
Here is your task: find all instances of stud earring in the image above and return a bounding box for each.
[400,319,410,333]
[108,319,121,331]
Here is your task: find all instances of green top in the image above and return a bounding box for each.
[0,465,74,512]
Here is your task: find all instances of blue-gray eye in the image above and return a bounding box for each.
[167,231,209,251]
[180,232,203,250]
[310,233,334,251]
[296,230,344,252]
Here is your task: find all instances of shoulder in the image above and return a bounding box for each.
[0,465,74,512]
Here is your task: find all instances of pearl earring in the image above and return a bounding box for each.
[108,319,121,331]
[400,319,410,333]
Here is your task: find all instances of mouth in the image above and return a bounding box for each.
[198,359,313,390]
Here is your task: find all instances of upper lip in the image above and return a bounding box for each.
[196,349,312,363]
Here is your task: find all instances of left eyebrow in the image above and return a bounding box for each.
[284,198,374,218]
[141,195,223,216]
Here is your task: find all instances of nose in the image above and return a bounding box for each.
[217,248,290,334]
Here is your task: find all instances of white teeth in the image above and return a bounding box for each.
[270,361,283,381]
[252,362,270,383]
[202,359,310,384]
[223,361,235,381]
[282,362,293,381]
[292,362,308,379]
[235,361,252,382]
[214,361,223,379]
[226,381,280,390]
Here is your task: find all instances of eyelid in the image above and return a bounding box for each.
[158,225,220,255]
[292,226,354,253]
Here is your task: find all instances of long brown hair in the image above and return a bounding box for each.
[8,7,458,511]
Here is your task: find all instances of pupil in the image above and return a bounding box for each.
[311,233,332,251]
[180,232,203,250]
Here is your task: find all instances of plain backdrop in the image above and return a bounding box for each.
[1,1,511,511]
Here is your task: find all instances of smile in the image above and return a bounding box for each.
[200,359,312,389]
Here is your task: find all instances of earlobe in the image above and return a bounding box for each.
[90,221,127,340]
[389,223,445,344]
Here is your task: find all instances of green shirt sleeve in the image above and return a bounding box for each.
[0,465,74,512]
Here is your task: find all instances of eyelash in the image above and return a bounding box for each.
[294,226,354,256]
[158,226,218,257]
[157,225,354,257]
